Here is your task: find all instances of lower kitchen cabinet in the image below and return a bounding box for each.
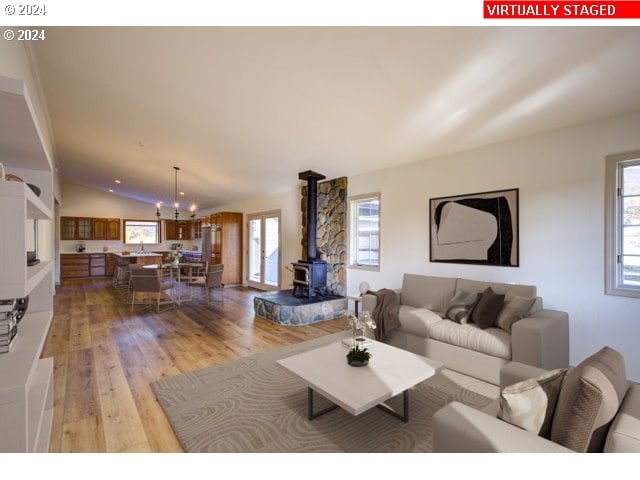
[89,254,106,276]
[60,254,90,278]
[61,254,109,279]
[105,253,115,276]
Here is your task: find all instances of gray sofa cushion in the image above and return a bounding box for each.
[495,291,536,333]
[397,305,442,337]
[427,320,511,360]
[456,278,536,299]
[401,274,457,311]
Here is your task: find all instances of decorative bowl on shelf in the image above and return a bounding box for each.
[4,173,24,182]
[0,168,41,197]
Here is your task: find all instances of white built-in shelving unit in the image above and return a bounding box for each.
[0,74,55,452]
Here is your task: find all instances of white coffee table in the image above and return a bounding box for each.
[277,340,444,423]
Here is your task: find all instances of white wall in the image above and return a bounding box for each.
[202,187,301,289]
[208,112,640,380]
[59,182,197,254]
[0,40,61,201]
[346,111,640,381]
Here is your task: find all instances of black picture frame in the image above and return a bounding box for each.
[429,188,519,267]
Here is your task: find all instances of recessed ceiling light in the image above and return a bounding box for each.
[114,179,121,184]
[108,189,114,193]
[179,191,185,196]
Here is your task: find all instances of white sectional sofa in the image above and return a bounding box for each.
[433,355,640,453]
[361,273,569,385]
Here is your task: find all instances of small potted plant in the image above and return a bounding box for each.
[346,310,376,349]
[167,251,182,266]
[346,345,372,367]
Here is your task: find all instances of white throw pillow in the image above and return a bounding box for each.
[498,368,567,438]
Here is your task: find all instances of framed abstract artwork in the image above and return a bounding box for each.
[429,188,519,267]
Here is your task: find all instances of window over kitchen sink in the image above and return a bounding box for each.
[123,219,161,244]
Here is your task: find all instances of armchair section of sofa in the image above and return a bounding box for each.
[432,401,574,452]
[433,402,572,453]
[511,310,569,370]
[361,273,569,385]
[433,361,571,452]
[433,356,640,453]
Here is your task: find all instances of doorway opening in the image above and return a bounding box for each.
[247,210,281,291]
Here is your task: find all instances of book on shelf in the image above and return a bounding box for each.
[0,335,18,353]
[0,299,16,313]
[0,315,17,335]
[0,325,18,353]
[0,324,17,343]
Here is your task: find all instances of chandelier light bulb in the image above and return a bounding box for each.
[156,166,190,221]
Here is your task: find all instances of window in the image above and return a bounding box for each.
[605,151,640,297]
[349,193,380,269]
[123,219,161,244]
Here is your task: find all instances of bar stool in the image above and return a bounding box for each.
[125,263,146,300]
[113,256,132,289]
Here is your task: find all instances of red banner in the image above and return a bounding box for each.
[484,1,640,18]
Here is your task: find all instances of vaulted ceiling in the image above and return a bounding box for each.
[32,27,640,209]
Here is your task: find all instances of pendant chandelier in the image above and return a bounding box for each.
[155,166,197,220]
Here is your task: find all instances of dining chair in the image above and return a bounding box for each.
[188,263,224,305]
[187,262,208,300]
[130,267,174,312]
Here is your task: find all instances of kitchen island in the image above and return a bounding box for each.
[112,252,164,266]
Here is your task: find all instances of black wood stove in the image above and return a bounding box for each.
[292,170,328,298]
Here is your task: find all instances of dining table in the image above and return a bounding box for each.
[143,262,206,305]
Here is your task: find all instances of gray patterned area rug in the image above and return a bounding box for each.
[151,332,499,452]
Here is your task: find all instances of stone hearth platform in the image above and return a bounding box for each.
[254,289,347,326]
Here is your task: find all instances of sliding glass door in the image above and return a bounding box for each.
[247,211,281,290]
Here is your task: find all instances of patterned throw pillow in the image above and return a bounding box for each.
[495,291,536,333]
[550,346,627,452]
[444,290,478,324]
[499,368,567,438]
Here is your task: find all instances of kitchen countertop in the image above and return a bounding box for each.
[111,252,164,258]
[61,251,171,256]
[60,251,110,255]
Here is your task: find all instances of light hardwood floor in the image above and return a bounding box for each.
[43,278,347,452]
